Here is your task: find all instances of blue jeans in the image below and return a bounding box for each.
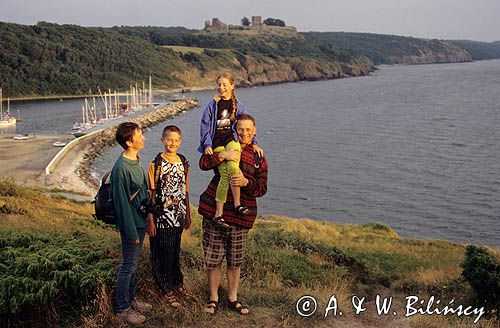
[115,228,146,312]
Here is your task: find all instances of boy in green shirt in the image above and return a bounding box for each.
[111,122,152,325]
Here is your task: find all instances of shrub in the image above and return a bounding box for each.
[0,229,119,325]
[461,245,500,312]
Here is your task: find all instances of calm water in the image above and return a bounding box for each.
[1,94,174,135]
[6,61,500,247]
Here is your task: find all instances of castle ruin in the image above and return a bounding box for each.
[204,16,296,33]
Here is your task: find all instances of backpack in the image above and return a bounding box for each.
[92,171,140,224]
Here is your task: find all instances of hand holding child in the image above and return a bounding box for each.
[252,144,264,157]
[204,146,214,155]
[230,174,249,188]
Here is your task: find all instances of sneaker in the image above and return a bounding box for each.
[116,308,146,325]
[131,298,153,312]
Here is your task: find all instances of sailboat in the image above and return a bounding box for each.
[70,76,156,136]
[0,88,17,127]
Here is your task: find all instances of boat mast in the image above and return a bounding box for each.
[108,89,112,117]
[114,91,118,116]
[149,75,153,105]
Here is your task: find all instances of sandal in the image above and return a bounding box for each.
[228,299,249,315]
[212,216,229,229]
[175,285,187,297]
[235,205,249,216]
[164,291,181,308]
[203,300,219,315]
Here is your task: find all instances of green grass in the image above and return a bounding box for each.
[162,45,227,54]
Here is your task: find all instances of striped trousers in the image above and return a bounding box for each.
[149,227,184,294]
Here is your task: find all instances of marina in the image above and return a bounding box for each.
[71,76,156,136]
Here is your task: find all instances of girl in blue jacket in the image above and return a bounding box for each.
[198,72,262,227]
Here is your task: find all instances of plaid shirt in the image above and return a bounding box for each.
[198,145,268,229]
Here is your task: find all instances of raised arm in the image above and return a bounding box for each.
[199,148,240,171]
[199,153,224,171]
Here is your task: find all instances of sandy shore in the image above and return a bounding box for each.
[0,134,87,192]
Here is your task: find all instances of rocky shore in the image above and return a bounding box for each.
[171,55,376,91]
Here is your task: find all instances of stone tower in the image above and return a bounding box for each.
[252,16,262,27]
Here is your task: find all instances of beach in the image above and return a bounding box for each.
[0,135,93,199]
[0,99,199,200]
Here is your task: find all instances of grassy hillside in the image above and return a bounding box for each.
[112,26,358,62]
[1,178,498,327]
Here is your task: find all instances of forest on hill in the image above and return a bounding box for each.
[1,22,497,98]
[307,32,473,65]
[449,39,500,60]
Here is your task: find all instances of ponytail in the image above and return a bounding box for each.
[230,90,237,121]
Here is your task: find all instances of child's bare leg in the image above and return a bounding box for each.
[230,184,241,207]
[215,201,224,218]
[231,180,249,216]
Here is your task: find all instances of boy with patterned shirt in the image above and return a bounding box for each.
[146,125,191,308]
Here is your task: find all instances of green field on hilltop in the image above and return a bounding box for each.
[163,45,224,54]
[0,178,498,327]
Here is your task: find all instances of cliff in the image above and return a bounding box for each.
[171,52,373,89]
[386,46,472,64]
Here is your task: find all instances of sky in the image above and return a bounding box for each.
[0,0,499,42]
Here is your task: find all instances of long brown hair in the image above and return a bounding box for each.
[217,72,238,121]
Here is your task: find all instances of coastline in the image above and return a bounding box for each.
[0,99,199,198]
[12,58,497,102]
[14,58,498,102]
[8,67,374,102]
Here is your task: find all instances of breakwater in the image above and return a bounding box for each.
[47,98,198,192]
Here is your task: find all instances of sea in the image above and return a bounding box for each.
[4,60,500,248]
